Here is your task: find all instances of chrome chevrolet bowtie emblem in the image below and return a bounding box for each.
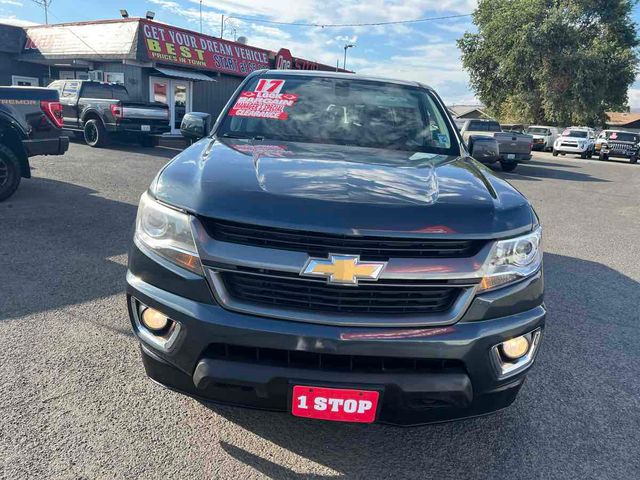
[300,254,386,285]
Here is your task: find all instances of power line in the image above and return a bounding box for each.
[228,13,472,28]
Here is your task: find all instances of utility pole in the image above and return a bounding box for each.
[343,43,355,71]
[199,0,202,33]
[220,14,224,38]
[34,0,51,24]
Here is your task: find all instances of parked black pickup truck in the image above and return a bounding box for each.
[47,80,170,147]
[0,86,69,201]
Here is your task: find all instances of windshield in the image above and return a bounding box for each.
[608,132,638,143]
[564,130,588,138]
[526,127,550,135]
[217,75,459,155]
[468,120,501,132]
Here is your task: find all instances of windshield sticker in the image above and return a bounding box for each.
[254,78,285,94]
[228,90,299,120]
[562,129,571,136]
[609,132,618,140]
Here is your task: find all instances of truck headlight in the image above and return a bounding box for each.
[479,227,542,291]
[134,192,202,274]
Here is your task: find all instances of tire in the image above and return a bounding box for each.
[580,151,587,159]
[599,153,608,161]
[0,144,22,202]
[139,136,155,148]
[586,149,593,159]
[631,156,638,164]
[83,118,110,147]
[552,149,558,157]
[500,161,518,172]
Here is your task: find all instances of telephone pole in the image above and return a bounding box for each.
[33,0,51,24]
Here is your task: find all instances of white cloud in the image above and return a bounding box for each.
[628,88,640,112]
[0,15,37,26]
[0,0,23,6]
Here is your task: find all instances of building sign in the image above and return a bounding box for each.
[274,48,351,72]
[140,20,270,77]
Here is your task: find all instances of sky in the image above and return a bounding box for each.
[1,0,639,109]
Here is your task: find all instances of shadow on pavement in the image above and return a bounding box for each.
[205,253,639,479]
[494,162,610,183]
[0,178,136,333]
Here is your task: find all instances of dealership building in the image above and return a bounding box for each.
[0,18,347,134]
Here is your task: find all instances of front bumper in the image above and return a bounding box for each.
[126,245,546,426]
[554,144,589,154]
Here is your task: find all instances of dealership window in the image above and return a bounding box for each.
[105,72,124,85]
[12,75,39,86]
[59,71,75,80]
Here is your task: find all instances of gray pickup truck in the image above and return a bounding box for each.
[459,119,533,172]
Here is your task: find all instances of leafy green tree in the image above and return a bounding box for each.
[458,0,639,126]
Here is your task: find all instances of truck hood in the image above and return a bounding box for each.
[153,138,534,238]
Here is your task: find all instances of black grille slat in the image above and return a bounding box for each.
[221,271,461,315]
[201,218,484,260]
[204,343,464,374]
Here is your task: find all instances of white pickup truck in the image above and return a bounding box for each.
[459,119,533,172]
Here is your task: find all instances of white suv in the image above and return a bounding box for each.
[552,127,596,159]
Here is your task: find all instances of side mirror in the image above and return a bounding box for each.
[469,136,499,163]
[180,112,211,141]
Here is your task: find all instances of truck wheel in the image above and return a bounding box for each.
[552,149,558,157]
[0,145,22,202]
[580,151,587,159]
[139,136,155,148]
[500,162,518,172]
[84,119,110,148]
[631,156,638,164]
[599,153,608,161]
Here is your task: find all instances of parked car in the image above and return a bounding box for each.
[0,86,69,201]
[127,70,545,426]
[552,127,596,158]
[598,130,639,163]
[47,80,170,148]
[525,125,560,151]
[459,119,533,172]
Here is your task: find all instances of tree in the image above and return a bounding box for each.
[457,0,639,126]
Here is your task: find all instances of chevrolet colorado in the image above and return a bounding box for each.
[127,71,545,425]
[0,86,69,201]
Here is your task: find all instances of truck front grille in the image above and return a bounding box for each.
[204,342,465,374]
[199,218,484,260]
[220,270,463,315]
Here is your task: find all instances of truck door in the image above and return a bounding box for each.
[59,80,81,128]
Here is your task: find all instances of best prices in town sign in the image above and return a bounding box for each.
[140,20,271,76]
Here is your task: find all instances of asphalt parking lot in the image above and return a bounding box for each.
[1,142,639,479]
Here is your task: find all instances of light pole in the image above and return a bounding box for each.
[199,0,202,33]
[343,43,355,71]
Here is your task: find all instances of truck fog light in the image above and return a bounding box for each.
[501,335,530,360]
[141,307,170,332]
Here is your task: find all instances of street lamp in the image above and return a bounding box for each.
[343,43,355,71]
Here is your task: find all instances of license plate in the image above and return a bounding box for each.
[291,385,379,423]
[141,125,151,132]
[507,153,515,160]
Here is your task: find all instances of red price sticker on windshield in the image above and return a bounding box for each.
[228,90,298,120]
[254,79,285,94]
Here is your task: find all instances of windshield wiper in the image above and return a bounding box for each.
[220,132,265,140]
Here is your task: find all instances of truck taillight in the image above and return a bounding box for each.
[110,104,123,120]
[40,100,64,128]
